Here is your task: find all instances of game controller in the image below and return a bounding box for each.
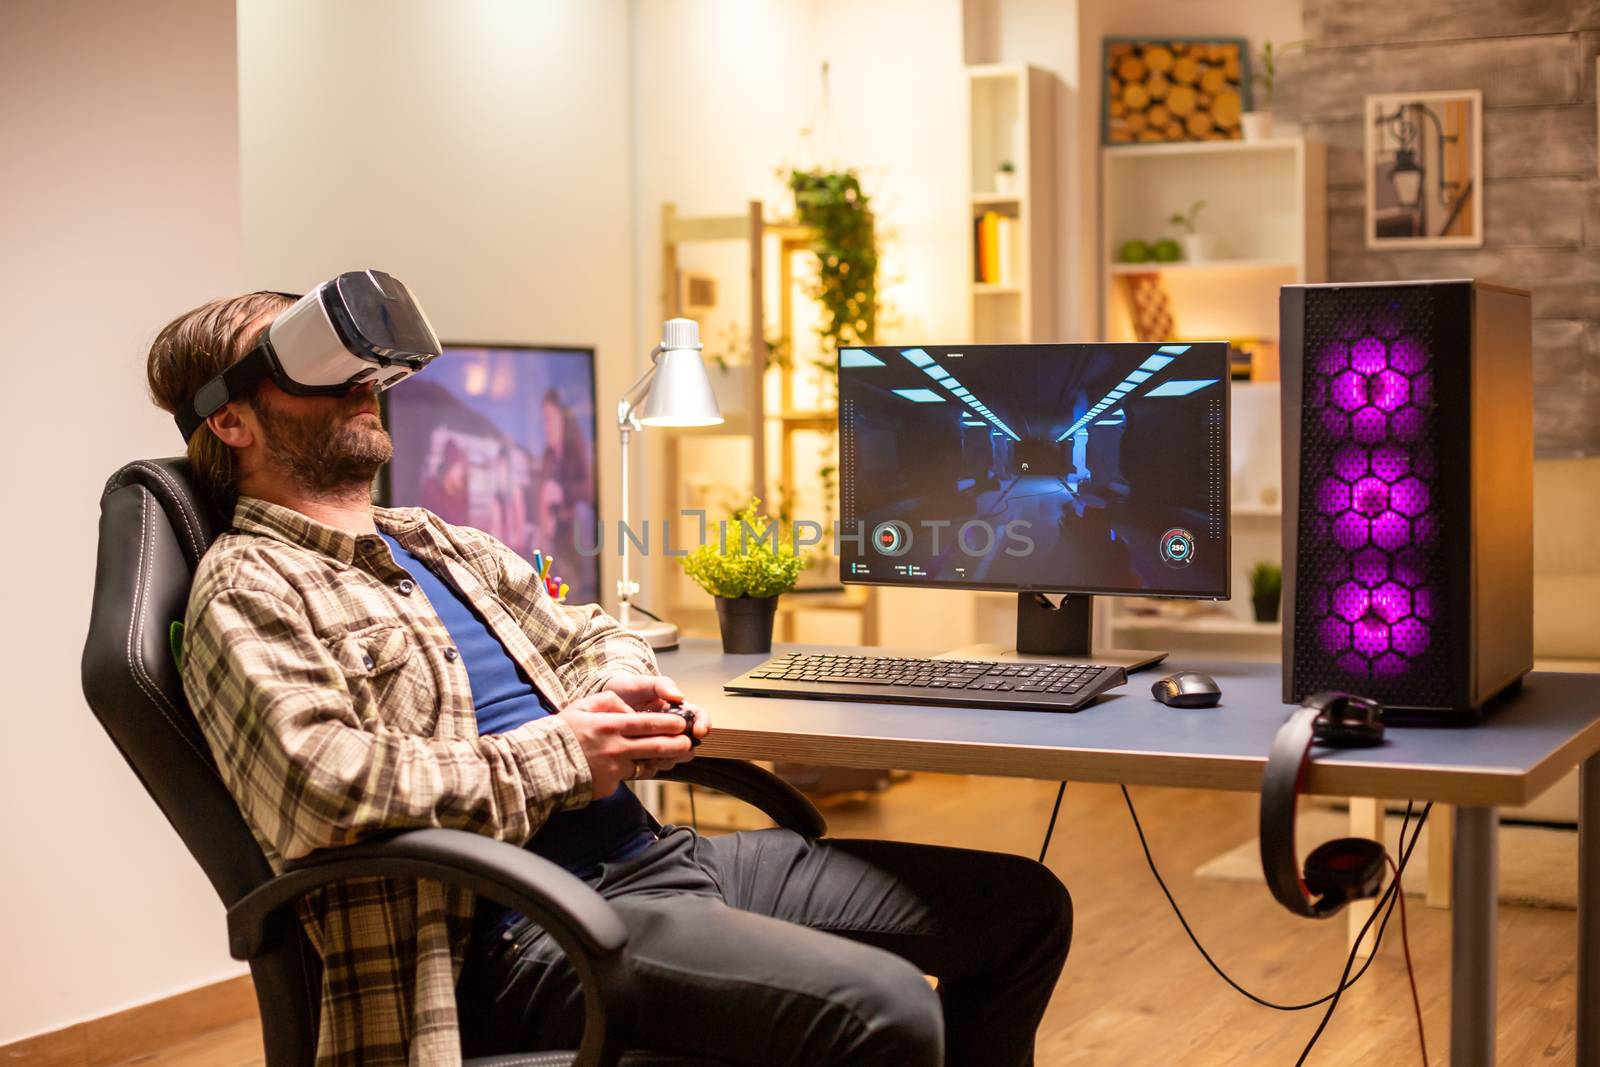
[664,701,700,747]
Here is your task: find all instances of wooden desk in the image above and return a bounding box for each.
[657,639,1600,1067]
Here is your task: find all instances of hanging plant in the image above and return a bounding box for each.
[788,168,878,357]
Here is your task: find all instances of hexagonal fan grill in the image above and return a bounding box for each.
[1295,288,1449,705]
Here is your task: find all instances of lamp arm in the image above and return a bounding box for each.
[616,346,665,430]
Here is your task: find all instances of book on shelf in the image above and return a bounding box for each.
[973,211,1019,285]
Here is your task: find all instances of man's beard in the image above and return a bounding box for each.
[251,392,394,495]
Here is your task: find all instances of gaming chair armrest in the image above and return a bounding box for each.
[227,828,627,961]
[656,757,827,839]
[227,829,633,1067]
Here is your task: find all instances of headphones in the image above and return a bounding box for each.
[1259,691,1388,919]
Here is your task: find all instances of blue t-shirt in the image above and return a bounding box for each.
[378,535,656,890]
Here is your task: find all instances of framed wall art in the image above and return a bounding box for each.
[1365,90,1483,248]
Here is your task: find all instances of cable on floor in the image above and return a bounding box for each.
[1121,784,1431,1017]
[1039,781,1067,862]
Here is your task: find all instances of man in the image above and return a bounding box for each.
[150,287,1071,1067]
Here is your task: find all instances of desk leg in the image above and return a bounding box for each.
[1450,805,1498,1067]
[1348,798,1384,958]
[1579,753,1600,1066]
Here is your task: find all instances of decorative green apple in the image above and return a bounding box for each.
[1119,239,1152,263]
[1153,238,1182,262]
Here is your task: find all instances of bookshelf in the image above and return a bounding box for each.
[655,201,877,645]
[968,63,1056,344]
[1095,138,1325,655]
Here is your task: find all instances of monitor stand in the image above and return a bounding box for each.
[942,593,1168,673]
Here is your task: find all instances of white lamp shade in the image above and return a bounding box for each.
[1391,167,1422,208]
[637,347,724,427]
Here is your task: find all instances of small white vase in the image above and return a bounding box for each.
[993,170,1018,196]
[1182,233,1217,263]
[1240,111,1273,142]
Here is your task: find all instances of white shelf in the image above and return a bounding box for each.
[1106,258,1300,276]
[1099,135,1325,346]
[1103,138,1307,159]
[969,64,1055,344]
[1112,615,1281,636]
[1232,504,1282,518]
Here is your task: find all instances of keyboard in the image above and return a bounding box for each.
[725,652,1128,713]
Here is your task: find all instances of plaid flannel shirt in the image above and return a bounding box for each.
[181,497,657,1066]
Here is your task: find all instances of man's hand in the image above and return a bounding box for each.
[559,691,694,797]
[603,673,713,745]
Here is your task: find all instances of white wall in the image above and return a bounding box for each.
[631,0,973,651]
[238,0,639,610]
[0,0,248,1043]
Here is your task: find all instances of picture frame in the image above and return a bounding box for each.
[379,343,603,606]
[1364,90,1483,248]
[1101,36,1252,145]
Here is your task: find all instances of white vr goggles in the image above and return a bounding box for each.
[176,269,441,442]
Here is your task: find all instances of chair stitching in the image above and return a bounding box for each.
[131,461,200,558]
[132,461,204,563]
[125,490,215,770]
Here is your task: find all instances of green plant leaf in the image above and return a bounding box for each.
[678,497,809,599]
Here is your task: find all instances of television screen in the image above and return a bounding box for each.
[383,343,601,606]
[837,342,1230,599]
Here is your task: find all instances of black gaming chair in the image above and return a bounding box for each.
[80,459,827,1067]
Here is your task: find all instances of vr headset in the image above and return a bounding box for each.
[175,270,441,442]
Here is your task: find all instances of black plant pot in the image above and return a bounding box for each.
[1252,593,1281,624]
[715,595,779,654]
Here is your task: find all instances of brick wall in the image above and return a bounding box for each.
[1276,1,1600,457]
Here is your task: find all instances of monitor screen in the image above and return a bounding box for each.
[837,342,1229,599]
[382,343,602,606]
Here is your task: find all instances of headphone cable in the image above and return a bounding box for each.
[1039,781,1067,862]
[1385,851,1429,1066]
[1120,785,1430,1014]
[1293,800,1431,1064]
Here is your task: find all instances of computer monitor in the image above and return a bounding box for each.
[837,342,1230,668]
[381,343,602,606]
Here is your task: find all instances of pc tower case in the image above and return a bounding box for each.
[1280,280,1532,720]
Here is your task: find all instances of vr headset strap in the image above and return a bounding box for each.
[175,344,276,443]
[1258,705,1328,919]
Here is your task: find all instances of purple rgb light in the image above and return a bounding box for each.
[1352,407,1387,444]
[1304,321,1439,682]
[1332,371,1366,412]
[1318,342,1349,374]
[1351,337,1387,374]
[1372,370,1409,412]
[1373,511,1410,552]
[1317,478,1351,514]
[1352,477,1389,515]
[1353,548,1389,588]
[1333,445,1369,481]
[1371,445,1409,483]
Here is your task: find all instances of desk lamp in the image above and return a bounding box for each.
[615,318,723,649]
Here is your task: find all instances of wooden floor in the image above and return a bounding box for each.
[115,774,1577,1066]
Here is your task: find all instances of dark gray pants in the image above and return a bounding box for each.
[457,825,1072,1066]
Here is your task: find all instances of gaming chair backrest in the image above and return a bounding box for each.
[80,459,321,1064]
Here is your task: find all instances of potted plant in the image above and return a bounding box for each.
[679,498,807,654]
[1244,39,1303,141]
[994,159,1018,196]
[1250,561,1283,623]
[1169,200,1214,262]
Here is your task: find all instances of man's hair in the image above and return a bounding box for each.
[146,291,294,507]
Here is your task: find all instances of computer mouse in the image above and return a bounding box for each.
[1152,671,1222,708]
